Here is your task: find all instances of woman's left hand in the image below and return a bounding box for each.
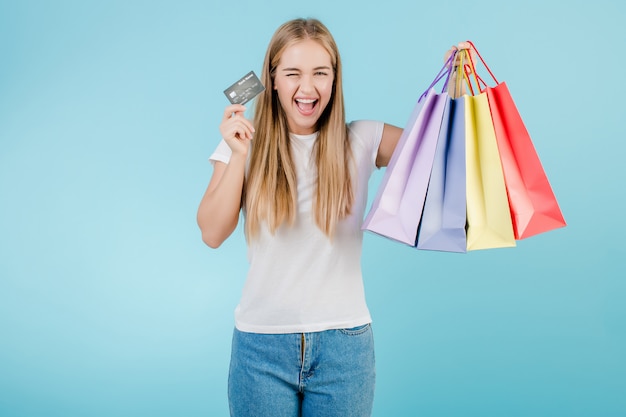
[444,41,473,66]
[444,41,475,98]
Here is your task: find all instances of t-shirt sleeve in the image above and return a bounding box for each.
[208,139,232,165]
[347,120,385,168]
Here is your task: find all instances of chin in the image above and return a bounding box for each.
[289,116,320,135]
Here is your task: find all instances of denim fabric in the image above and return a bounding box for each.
[228,324,376,417]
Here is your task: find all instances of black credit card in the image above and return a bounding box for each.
[223,71,265,105]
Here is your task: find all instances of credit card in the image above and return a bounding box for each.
[223,71,265,105]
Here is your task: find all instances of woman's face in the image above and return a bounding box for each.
[273,39,334,135]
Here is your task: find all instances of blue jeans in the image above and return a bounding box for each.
[228,324,376,417]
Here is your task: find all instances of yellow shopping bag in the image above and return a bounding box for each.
[464,91,516,251]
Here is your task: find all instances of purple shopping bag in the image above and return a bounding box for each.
[416,97,467,252]
[362,55,456,246]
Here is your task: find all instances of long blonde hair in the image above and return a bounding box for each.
[244,18,353,240]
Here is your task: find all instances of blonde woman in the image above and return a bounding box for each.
[197,17,466,417]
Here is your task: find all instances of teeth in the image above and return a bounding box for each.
[296,99,316,103]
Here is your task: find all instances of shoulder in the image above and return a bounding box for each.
[347,120,384,138]
[347,120,384,148]
[346,120,385,167]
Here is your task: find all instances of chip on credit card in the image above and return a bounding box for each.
[223,71,265,105]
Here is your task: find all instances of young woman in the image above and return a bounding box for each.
[197,17,467,417]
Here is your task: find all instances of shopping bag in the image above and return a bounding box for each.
[416,96,467,252]
[466,42,566,239]
[462,52,516,250]
[363,54,455,246]
[362,88,447,245]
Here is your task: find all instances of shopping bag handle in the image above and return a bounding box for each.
[453,49,472,96]
[458,49,480,95]
[418,50,458,101]
[449,48,485,97]
[456,47,493,95]
[466,40,500,86]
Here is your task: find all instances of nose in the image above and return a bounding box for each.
[299,74,315,94]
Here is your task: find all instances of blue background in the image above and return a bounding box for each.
[1,0,624,416]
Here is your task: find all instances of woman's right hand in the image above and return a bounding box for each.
[219,104,255,156]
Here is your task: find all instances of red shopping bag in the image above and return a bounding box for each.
[466,42,566,239]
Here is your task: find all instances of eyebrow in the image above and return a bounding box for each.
[280,66,332,72]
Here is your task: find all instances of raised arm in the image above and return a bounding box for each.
[197,104,255,248]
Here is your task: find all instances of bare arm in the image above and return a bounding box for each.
[197,104,255,248]
[376,123,403,168]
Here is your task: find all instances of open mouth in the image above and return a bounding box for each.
[295,98,318,115]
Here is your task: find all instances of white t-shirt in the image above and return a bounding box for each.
[209,120,384,334]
